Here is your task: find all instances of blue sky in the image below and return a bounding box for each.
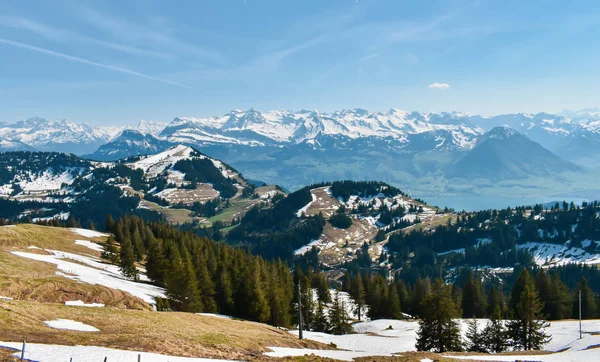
[2,0,600,125]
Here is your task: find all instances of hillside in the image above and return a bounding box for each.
[0,146,281,228]
[227,180,449,266]
[0,223,330,360]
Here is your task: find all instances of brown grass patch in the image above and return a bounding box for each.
[0,300,328,360]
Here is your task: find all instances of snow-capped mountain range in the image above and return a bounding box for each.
[0,118,166,155]
[160,108,485,149]
[5,108,600,156]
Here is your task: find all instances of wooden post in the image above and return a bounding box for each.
[579,289,583,339]
[104,357,107,362]
[138,354,141,362]
[298,281,303,340]
[20,340,25,361]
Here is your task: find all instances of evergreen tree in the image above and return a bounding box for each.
[482,306,509,353]
[410,277,432,317]
[416,279,463,352]
[350,273,366,321]
[462,271,487,318]
[105,214,116,233]
[119,235,138,281]
[313,300,330,333]
[510,269,533,312]
[507,283,551,350]
[216,265,235,315]
[145,238,165,284]
[465,318,486,352]
[102,236,119,264]
[388,283,402,319]
[547,274,571,320]
[315,274,332,304]
[577,277,597,319]
[328,291,352,335]
[244,259,270,323]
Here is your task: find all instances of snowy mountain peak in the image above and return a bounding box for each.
[484,125,519,140]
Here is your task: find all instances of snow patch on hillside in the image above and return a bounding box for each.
[75,240,104,252]
[18,170,76,192]
[518,241,600,266]
[296,192,317,217]
[65,300,105,308]
[44,318,99,332]
[70,228,109,238]
[10,249,165,305]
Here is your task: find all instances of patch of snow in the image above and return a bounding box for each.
[196,313,233,319]
[296,191,317,217]
[0,296,13,301]
[75,240,104,252]
[264,347,389,361]
[44,318,99,332]
[11,250,165,305]
[294,240,320,256]
[65,300,105,308]
[0,342,240,362]
[518,242,600,266]
[70,228,109,238]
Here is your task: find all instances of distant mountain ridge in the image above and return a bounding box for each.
[449,126,581,180]
[0,117,166,155]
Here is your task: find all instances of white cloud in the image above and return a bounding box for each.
[428,82,450,89]
[0,37,194,90]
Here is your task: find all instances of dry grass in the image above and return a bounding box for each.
[0,225,150,310]
[0,224,104,255]
[0,300,327,360]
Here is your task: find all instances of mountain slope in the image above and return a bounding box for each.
[0,146,280,228]
[88,130,173,161]
[448,126,581,180]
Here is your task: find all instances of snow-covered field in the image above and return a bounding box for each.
[266,319,600,361]
[0,342,240,362]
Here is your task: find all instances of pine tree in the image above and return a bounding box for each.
[416,279,463,352]
[105,214,116,233]
[507,283,551,350]
[315,274,332,304]
[548,273,571,320]
[244,259,270,323]
[535,270,553,318]
[388,283,402,319]
[216,265,235,315]
[314,300,330,333]
[482,306,509,353]
[119,236,138,281]
[465,318,486,352]
[462,271,487,318]
[411,277,431,317]
[510,269,533,312]
[145,238,165,284]
[577,277,597,319]
[102,236,120,264]
[328,291,352,335]
[350,273,366,321]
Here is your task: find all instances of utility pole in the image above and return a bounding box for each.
[298,281,303,340]
[579,289,582,339]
